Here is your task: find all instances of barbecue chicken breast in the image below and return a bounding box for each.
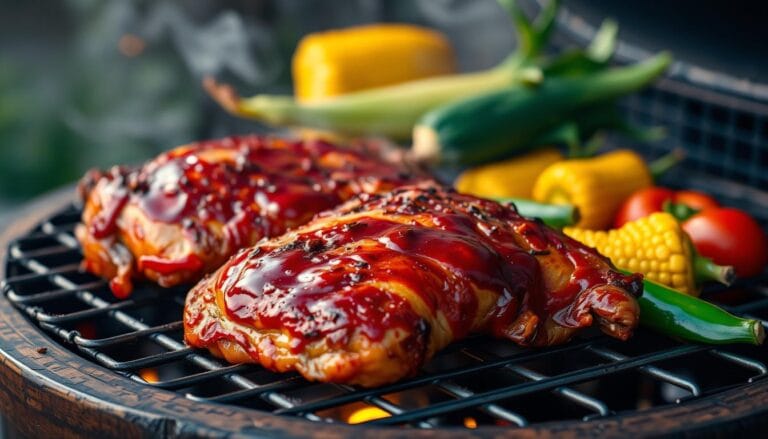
[76,136,423,298]
[184,184,643,387]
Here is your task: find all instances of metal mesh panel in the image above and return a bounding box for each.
[619,80,768,192]
[547,1,768,198]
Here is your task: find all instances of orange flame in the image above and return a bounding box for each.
[346,406,391,424]
[464,417,478,429]
[139,368,160,383]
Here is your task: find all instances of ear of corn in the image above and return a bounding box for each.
[455,148,563,199]
[292,24,456,103]
[203,0,562,139]
[204,63,524,139]
[564,212,734,296]
[532,149,653,229]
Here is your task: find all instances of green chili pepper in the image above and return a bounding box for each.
[496,198,579,228]
[632,273,765,345]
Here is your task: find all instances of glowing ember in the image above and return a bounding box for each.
[75,322,97,339]
[346,406,391,424]
[139,368,160,383]
[464,417,478,429]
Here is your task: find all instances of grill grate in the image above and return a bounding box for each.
[3,191,768,429]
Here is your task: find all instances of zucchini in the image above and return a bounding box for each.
[412,52,671,166]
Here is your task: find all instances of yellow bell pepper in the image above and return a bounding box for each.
[564,212,733,296]
[454,148,563,198]
[532,149,652,229]
[292,24,456,103]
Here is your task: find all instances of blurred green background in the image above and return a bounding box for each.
[0,0,516,225]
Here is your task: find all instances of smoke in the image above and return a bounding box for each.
[415,0,516,70]
[139,2,280,85]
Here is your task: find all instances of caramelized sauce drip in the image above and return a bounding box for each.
[205,186,641,353]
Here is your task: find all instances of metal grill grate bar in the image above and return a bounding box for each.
[149,364,251,390]
[8,243,79,262]
[436,380,528,426]
[193,376,306,403]
[367,345,706,425]
[5,280,106,305]
[9,225,313,417]
[460,348,611,417]
[505,365,610,416]
[74,321,184,348]
[103,348,195,371]
[586,345,701,396]
[273,340,597,416]
[710,349,768,379]
[3,263,81,284]
[35,298,154,324]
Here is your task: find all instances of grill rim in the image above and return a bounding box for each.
[2,188,768,438]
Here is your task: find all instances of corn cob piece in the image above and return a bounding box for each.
[292,24,456,103]
[564,212,734,296]
[533,149,653,229]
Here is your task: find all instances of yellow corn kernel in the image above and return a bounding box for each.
[293,24,456,102]
[669,254,686,272]
[564,212,698,295]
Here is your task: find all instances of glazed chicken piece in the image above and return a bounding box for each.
[76,135,424,298]
[184,184,642,387]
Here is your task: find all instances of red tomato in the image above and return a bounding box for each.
[613,187,674,228]
[682,208,768,277]
[613,187,718,228]
[674,191,720,211]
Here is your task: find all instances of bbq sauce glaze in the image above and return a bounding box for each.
[189,185,642,356]
[80,136,421,296]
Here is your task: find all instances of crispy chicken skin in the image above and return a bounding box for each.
[184,184,642,387]
[76,136,423,298]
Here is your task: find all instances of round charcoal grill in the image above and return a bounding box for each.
[2,183,768,438]
[2,179,768,438]
[4,11,768,439]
